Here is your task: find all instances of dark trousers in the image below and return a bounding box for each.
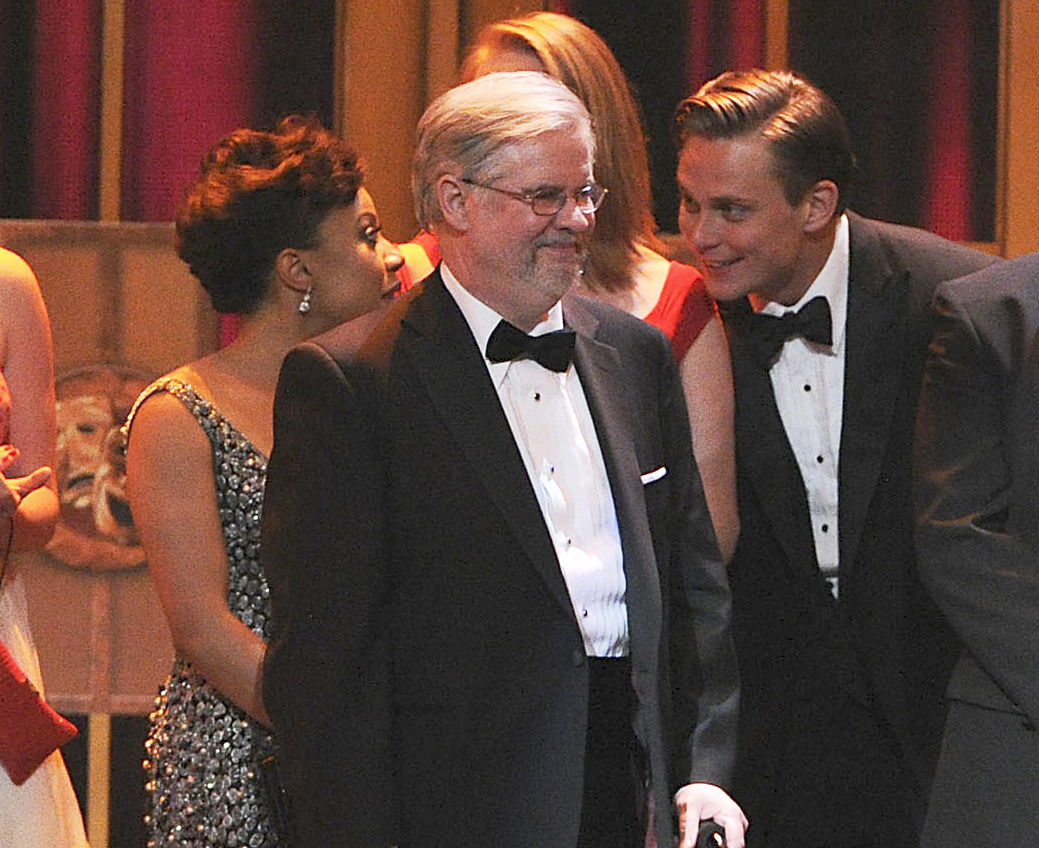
[753,638,918,848]
[577,657,641,848]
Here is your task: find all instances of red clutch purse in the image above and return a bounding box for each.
[0,637,78,785]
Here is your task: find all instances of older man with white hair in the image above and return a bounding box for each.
[262,71,745,848]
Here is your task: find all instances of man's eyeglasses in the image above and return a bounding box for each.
[461,179,608,216]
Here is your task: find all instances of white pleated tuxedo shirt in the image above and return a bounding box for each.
[442,265,628,656]
[757,214,850,597]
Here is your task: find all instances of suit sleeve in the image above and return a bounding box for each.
[661,333,740,788]
[261,341,397,847]
[914,287,1039,725]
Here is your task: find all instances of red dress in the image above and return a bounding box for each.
[643,261,714,362]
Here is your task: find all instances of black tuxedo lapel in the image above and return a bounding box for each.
[565,298,661,673]
[839,221,910,569]
[400,275,575,619]
[724,301,818,578]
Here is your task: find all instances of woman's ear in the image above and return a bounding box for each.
[436,175,470,231]
[802,179,840,234]
[275,247,311,292]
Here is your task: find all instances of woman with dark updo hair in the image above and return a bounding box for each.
[124,114,402,847]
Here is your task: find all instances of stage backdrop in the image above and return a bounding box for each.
[559,0,998,242]
[0,2,1009,846]
[1,0,1001,243]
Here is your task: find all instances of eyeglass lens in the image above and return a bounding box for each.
[531,185,606,215]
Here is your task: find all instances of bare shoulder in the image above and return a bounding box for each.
[0,247,40,286]
[0,248,47,316]
[681,315,729,370]
[126,378,212,469]
[0,248,51,357]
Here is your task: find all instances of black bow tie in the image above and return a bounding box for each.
[745,296,833,364]
[485,319,576,372]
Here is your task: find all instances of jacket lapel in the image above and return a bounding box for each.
[564,298,661,673]
[724,299,820,578]
[399,274,575,619]
[838,215,910,568]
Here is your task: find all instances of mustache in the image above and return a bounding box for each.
[533,235,582,249]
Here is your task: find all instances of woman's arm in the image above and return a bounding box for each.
[678,316,739,564]
[126,390,270,725]
[0,250,59,554]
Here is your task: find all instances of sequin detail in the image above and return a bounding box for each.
[126,378,284,848]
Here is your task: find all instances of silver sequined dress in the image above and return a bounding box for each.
[127,378,285,848]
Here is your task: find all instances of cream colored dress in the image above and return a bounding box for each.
[0,367,89,848]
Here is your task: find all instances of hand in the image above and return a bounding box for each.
[0,464,53,519]
[675,782,748,848]
[0,444,20,473]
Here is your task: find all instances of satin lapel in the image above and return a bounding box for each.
[838,221,910,567]
[566,300,660,673]
[400,275,574,618]
[724,301,818,573]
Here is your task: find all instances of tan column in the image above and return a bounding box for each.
[1002,0,1039,257]
[765,0,789,69]
[335,0,430,241]
[333,0,548,242]
[99,0,125,224]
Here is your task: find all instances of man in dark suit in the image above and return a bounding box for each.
[261,71,746,848]
[914,255,1039,847]
[672,69,999,848]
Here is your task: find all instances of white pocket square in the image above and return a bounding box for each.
[640,466,667,485]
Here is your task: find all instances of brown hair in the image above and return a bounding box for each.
[675,69,856,214]
[176,114,364,314]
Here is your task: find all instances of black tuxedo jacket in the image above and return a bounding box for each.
[720,213,998,841]
[914,255,1039,844]
[261,271,739,848]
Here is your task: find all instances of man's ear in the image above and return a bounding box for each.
[802,179,840,234]
[275,247,311,292]
[436,175,470,231]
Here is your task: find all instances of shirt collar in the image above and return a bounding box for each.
[760,213,850,350]
[440,262,565,388]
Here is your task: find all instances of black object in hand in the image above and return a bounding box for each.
[697,819,726,848]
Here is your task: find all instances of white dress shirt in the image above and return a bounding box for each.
[441,265,629,656]
[759,214,850,597]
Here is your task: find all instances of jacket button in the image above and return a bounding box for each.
[571,649,585,667]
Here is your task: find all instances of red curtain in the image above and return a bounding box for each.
[30,0,102,219]
[686,0,766,89]
[0,0,997,244]
[682,0,988,244]
[556,0,766,91]
[120,0,262,222]
[789,0,995,242]
[922,0,974,242]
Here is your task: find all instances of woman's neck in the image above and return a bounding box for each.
[578,243,671,319]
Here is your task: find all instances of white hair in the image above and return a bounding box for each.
[411,71,595,228]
